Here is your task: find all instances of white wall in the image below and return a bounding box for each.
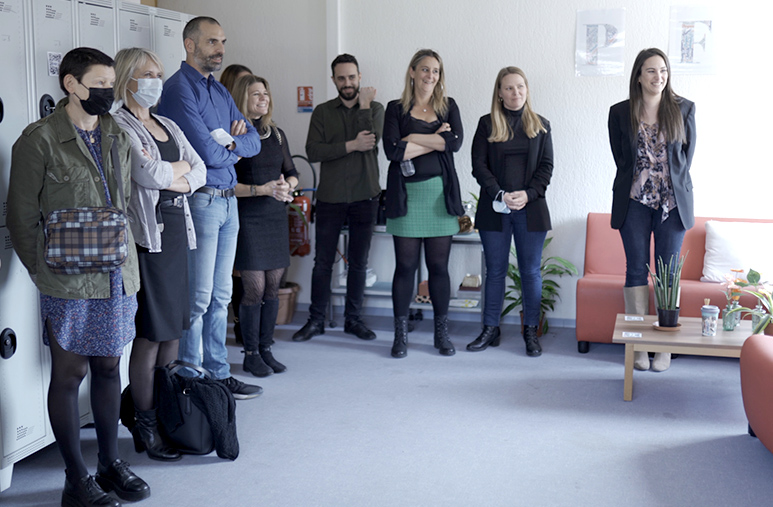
[159,0,773,323]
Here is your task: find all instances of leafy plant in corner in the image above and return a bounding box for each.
[502,236,578,334]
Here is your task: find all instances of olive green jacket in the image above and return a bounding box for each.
[7,97,139,299]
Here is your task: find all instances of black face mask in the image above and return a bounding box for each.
[75,82,114,116]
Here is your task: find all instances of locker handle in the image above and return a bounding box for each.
[1,328,16,359]
[39,94,56,119]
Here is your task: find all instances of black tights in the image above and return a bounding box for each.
[392,236,452,318]
[47,322,121,483]
[129,337,179,412]
[241,268,285,305]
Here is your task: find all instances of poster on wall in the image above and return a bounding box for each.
[575,8,625,77]
[668,6,715,74]
[297,86,313,113]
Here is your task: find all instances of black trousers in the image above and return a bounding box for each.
[308,198,378,322]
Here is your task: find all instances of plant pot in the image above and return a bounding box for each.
[657,307,680,328]
[276,282,300,325]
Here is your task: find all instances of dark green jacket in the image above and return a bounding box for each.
[7,97,139,299]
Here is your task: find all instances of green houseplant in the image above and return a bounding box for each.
[727,269,773,334]
[502,236,578,335]
[647,253,687,327]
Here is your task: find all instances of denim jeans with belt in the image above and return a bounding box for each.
[479,209,547,327]
[619,199,686,287]
[178,192,239,380]
[309,198,378,323]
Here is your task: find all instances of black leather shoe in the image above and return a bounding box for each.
[62,475,120,507]
[391,317,408,358]
[344,319,376,340]
[466,326,501,352]
[523,325,542,357]
[95,458,150,502]
[292,320,324,342]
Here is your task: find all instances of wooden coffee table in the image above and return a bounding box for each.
[611,314,750,401]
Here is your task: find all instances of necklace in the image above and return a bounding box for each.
[260,127,272,140]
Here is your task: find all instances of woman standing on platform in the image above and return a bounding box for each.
[113,47,206,461]
[383,49,464,359]
[229,74,298,377]
[608,48,696,373]
[467,66,554,358]
[7,47,149,506]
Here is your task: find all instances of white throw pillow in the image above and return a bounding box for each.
[702,221,773,283]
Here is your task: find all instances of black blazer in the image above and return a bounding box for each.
[608,98,696,230]
[383,97,464,219]
[471,113,553,232]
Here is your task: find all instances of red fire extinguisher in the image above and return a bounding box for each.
[289,189,312,256]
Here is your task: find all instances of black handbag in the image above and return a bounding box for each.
[154,360,217,455]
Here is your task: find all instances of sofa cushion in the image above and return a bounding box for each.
[702,221,773,283]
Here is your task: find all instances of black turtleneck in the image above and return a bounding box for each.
[500,107,530,192]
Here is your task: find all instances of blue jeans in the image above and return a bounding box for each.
[179,193,239,379]
[619,199,686,287]
[309,199,378,323]
[479,210,547,327]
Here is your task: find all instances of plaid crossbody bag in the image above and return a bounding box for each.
[44,135,130,275]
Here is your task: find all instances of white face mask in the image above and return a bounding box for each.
[493,190,511,214]
[131,77,163,109]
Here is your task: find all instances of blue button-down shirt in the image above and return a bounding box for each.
[158,61,260,189]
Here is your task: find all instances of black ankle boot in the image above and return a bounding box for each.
[62,474,120,507]
[466,325,501,352]
[241,303,273,377]
[95,457,150,502]
[259,345,286,373]
[392,316,408,358]
[132,409,181,461]
[523,325,542,357]
[433,315,455,356]
[258,299,286,373]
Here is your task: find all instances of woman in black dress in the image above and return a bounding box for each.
[229,74,299,377]
[113,48,206,460]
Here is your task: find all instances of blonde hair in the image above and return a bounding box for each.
[399,49,448,117]
[230,74,274,134]
[488,67,545,142]
[113,47,165,104]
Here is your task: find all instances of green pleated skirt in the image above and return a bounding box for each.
[387,176,460,238]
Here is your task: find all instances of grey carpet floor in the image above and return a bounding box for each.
[3,313,773,507]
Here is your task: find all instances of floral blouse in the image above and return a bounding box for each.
[630,122,676,222]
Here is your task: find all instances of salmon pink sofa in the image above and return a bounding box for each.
[740,333,773,454]
[575,213,768,353]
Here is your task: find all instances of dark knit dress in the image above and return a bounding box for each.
[234,124,299,271]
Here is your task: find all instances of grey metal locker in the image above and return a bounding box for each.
[151,7,185,81]
[76,0,117,56]
[117,1,150,51]
[0,0,52,493]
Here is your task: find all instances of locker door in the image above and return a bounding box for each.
[117,2,151,51]
[0,0,52,494]
[151,8,184,80]
[76,0,116,56]
[30,0,75,120]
